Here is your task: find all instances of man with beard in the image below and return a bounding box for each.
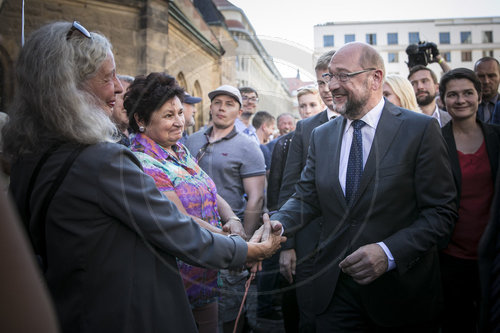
[178,92,201,145]
[261,50,339,332]
[111,75,134,146]
[474,57,500,124]
[408,65,451,127]
[235,86,260,144]
[272,42,457,331]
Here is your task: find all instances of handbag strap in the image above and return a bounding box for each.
[26,144,88,271]
[24,144,61,227]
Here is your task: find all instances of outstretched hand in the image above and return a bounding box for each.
[246,214,286,273]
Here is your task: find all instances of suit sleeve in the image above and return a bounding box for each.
[267,138,286,212]
[278,122,305,206]
[273,127,322,238]
[383,119,457,275]
[97,146,248,270]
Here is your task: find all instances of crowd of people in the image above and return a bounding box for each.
[1,20,500,333]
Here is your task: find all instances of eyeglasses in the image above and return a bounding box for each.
[242,96,259,103]
[322,68,376,83]
[195,142,212,162]
[66,21,91,40]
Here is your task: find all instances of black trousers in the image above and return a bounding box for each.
[440,252,480,333]
[316,273,440,333]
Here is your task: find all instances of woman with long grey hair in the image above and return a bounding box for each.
[3,21,284,333]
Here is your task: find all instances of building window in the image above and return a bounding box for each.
[387,33,398,45]
[366,33,377,45]
[388,53,399,63]
[443,52,451,62]
[323,35,334,47]
[409,32,420,44]
[439,32,450,44]
[461,31,472,44]
[483,50,494,57]
[483,31,493,43]
[345,34,355,43]
[461,51,472,62]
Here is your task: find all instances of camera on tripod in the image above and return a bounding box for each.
[405,41,439,68]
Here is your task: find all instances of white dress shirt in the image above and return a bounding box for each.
[327,107,338,120]
[338,97,396,271]
[431,105,443,127]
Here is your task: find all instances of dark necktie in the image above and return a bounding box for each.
[345,120,365,204]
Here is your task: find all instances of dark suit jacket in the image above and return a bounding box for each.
[9,143,247,333]
[267,131,294,212]
[273,101,457,326]
[278,109,329,257]
[441,120,500,208]
[479,154,500,333]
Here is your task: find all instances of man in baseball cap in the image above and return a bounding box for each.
[207,85,243,106]
[185,84,266,330]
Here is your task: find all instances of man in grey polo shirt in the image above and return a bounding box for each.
[185,85,266,332]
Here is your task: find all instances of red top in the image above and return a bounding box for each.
[444,140,494,260]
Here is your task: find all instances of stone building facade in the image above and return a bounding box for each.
[314,17,500,79]
[0,0,240,129]
[0,0,293,128]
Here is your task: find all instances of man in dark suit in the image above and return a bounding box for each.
[272,42,457,331]
[275,50,338,332]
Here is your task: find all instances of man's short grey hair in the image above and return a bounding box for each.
[277,112,294,122]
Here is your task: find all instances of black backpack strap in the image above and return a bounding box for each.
[27,144,88,271]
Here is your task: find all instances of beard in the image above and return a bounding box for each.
[241,111,254,119]
[185,116,195,128]
[416,91,436,107]
[333,82,370,120]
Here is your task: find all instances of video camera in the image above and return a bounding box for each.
[405,41,440,69]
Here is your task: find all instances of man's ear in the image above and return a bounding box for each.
[372,69,384,91]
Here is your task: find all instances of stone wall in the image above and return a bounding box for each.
[0,0,233,128]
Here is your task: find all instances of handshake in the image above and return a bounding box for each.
[246,213,286,272]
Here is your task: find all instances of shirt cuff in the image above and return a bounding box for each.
[377,242,396,271]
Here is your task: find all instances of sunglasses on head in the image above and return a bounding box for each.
[66,21,91,40]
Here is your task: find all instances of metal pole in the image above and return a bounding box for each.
[21,0,25,46]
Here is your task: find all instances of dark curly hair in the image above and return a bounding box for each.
[124,72,185,133]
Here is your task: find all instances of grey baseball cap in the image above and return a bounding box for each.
[208,85,242,106]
